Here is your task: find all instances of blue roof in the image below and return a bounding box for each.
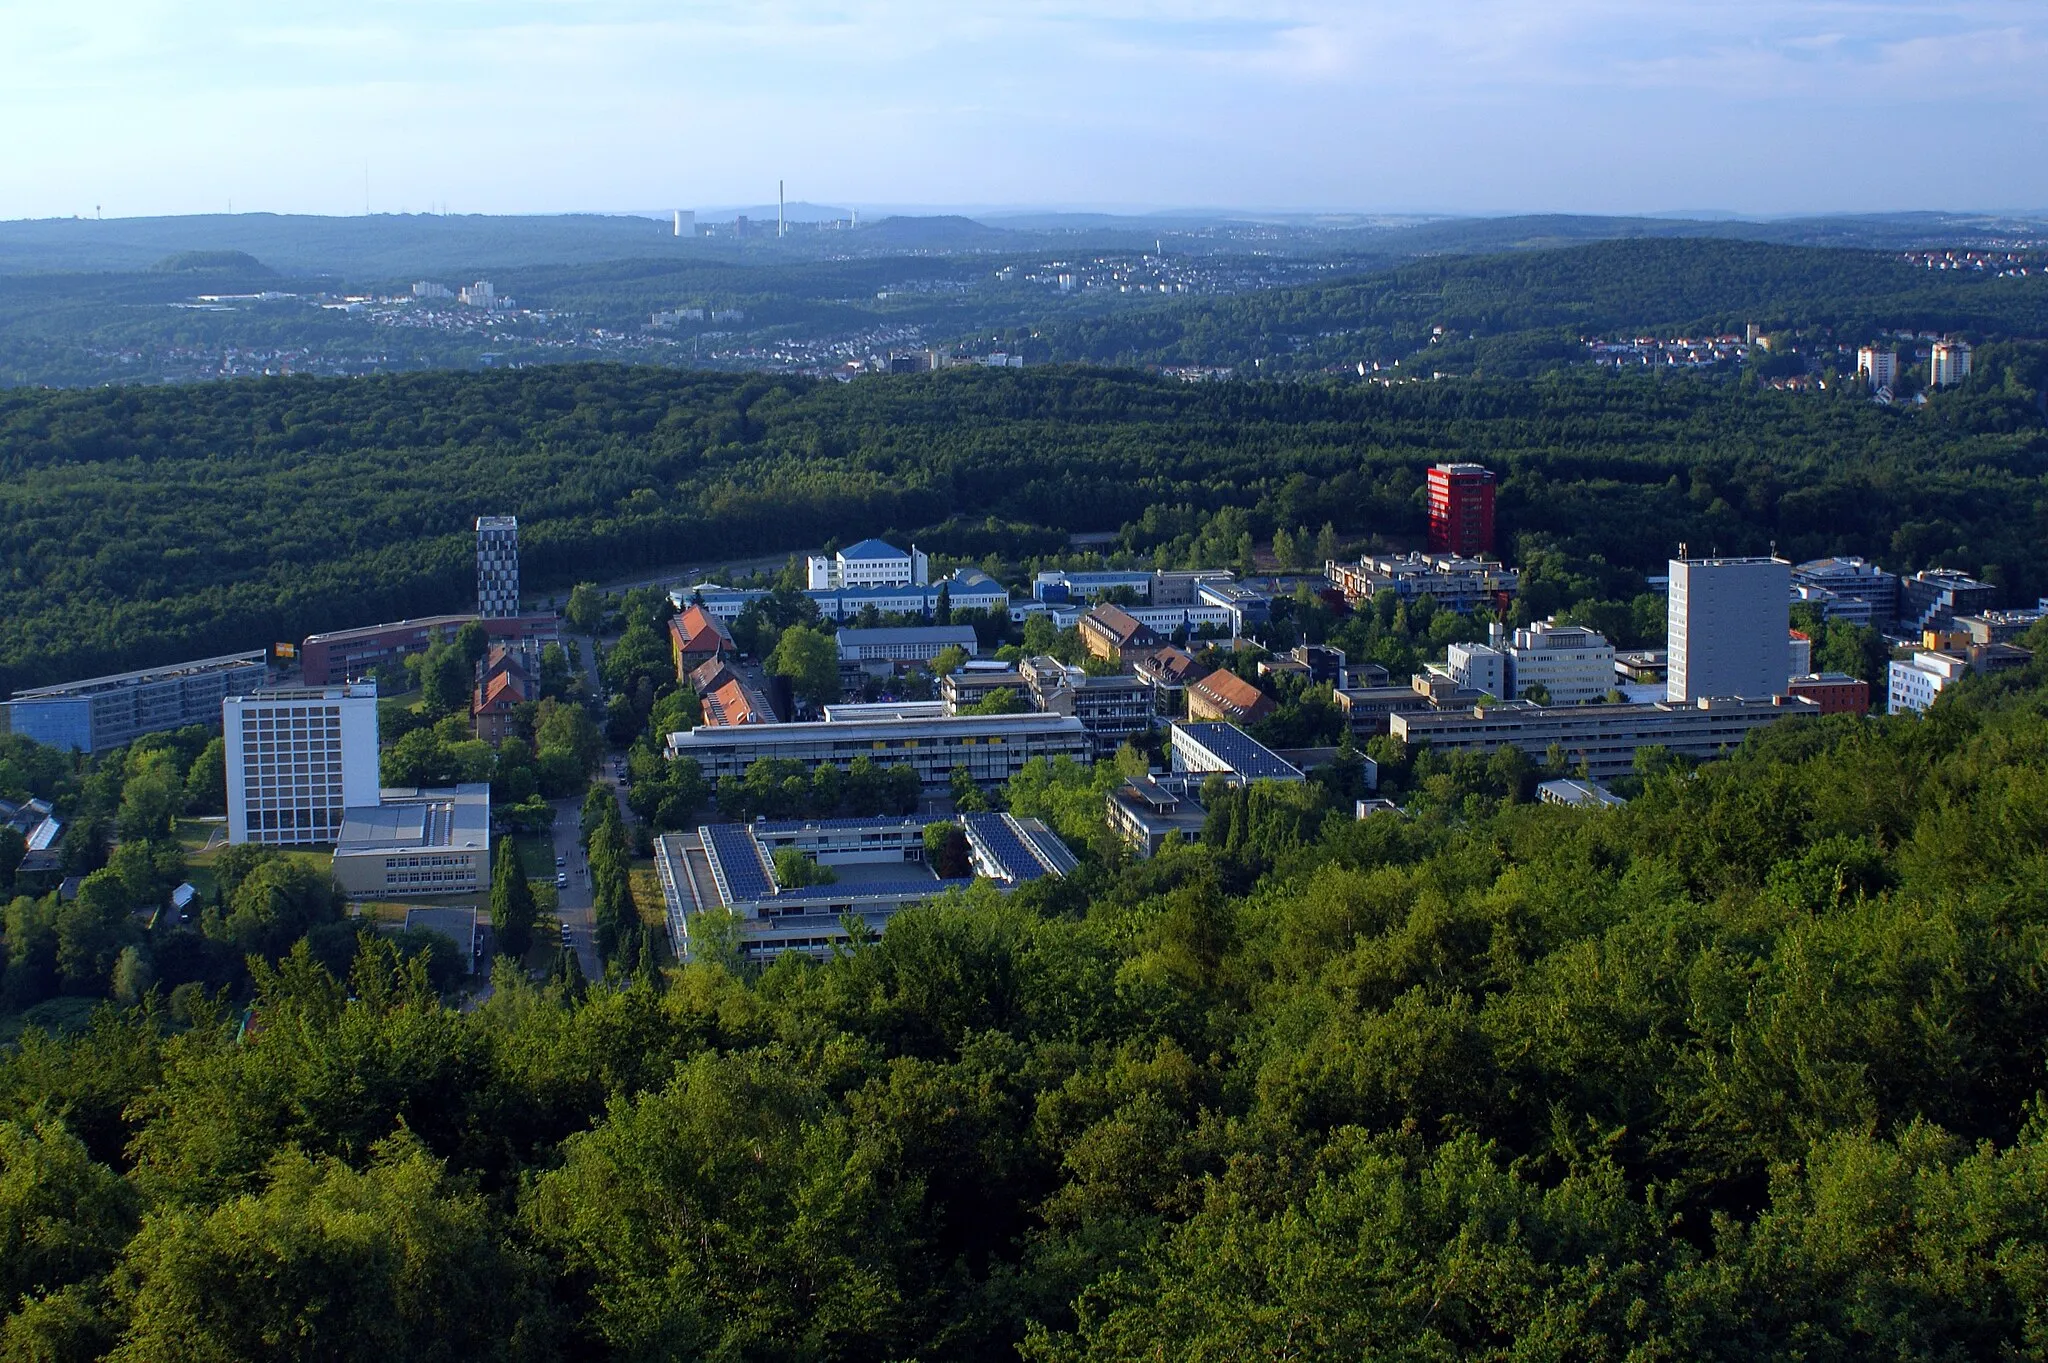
[703,823,775,901]
[770,878,971,905]
[1177,723,1304,781]
[964,814,1045,882]
[839,538,910,560]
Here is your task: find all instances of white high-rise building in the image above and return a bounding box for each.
[1930,339,1973,388]
[1857,346,1898,389]
[1668,556,1791,702]
[224,683,381,846]
[476,516,520,618]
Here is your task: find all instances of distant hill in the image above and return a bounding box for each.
[858,215,1018,247]
[150,249,275,276]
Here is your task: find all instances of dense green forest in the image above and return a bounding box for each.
[5,629,2048,1357]
[5,352,2047,695]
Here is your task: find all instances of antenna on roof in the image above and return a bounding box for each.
[1678,542,1688,561]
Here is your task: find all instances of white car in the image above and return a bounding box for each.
[555,872,569,888]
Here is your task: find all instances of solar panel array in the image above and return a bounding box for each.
[964,813,1047,882]
[1014,819,1081,877]
[1179,722,1304,781]
[704,822,775,902]
[770,878,972,904]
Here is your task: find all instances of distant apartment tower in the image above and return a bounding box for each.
[224,683,381,846]
[1426,463,1496,556]
[673,210,696,237]
[1667,555,1791,702]
[1930,339,1973,388]
[1857,346,1898,389]
[476,516,520,618]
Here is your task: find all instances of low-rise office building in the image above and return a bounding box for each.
[1106,776,1208,856]
[1888,644,2033,715]
[1170,722,1305,785]
[1505,620,1616,705]
[667,711,1088,787]
[1391,694,1820,780]
[807,539,930,591]
[300,613,556,686]
[940,662,1028,714]
[835,625,979,665]
[1021,656,1155,758]
[1791,557,1897,627]
[1326,553,1519,613]
[1953,609,2047,645]
[332,784,492,899]
[5,652,268,754]
[1898,570,1997,635]
[1787,672,1872,715]
[963,813,1082,884]
[1195,580,1272,633]
[1538,778,1627,809]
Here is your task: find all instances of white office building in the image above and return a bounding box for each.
[225,683,381,846]
[1791,557,1897,627]
[1445,640,1507,699]
[1394,695,1819,781]
[1505,620,1615,705]
[806,539,930,591]
[1668,556,1791,702]
[476,516,520,618]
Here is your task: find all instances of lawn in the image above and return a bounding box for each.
[514,835,558,881]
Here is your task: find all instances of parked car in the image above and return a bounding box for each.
[555,872,569,888]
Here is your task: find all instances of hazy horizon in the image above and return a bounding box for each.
[6,2,2043,222]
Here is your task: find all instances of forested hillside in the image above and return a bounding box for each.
[6,635,2048,1358]
[4,355,2047,695]
[1025,238,2048,372]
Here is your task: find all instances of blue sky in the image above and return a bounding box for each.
[4,1,2043,219]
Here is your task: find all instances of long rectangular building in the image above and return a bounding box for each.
[4,651,268,753]
[300,613,557,685]
[666,711,1088,787]
[1391,695,1819,780]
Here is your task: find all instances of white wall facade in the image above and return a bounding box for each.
[225,684,380,845]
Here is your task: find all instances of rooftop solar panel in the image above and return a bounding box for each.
[964,813,1047,882]
[703,823,775,903]
[1178,722,1304,781]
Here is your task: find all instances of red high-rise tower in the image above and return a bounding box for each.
[1426,462,1496,555]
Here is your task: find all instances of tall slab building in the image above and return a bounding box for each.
[1667,555,1791,702]
[224,683,381,846]
[476,515,520,618]
[1426,463,1496,556]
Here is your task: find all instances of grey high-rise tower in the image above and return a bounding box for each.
[476,516,520,618]
[1667,554,1791,702]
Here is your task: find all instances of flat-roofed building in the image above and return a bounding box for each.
[1393,694,1819,780]
[805,569,1010,624]
[1020,656,1154,758]
[1325,552,1518,613]
[655,812,1075,965]
[1954,609,2048,645]
[300,613,556,686]
[1888,644,2033,715]
[1898,570,1998,635]
[1427,462,1496,556]
[835,625,979,665]
[941,662,1027,714]
[1169,722,1305,785]
[667,711,1087,787]
[1668,555,1791,702]
[1787,672,1871,715]
[225,683,381,846]
[1930,339,1972,388]
[1538,778,1626,809]
[476,516,520,618]
[4,651,267,753]
[333,784,491,899]
[1506,620,1616,705]
[1106,776,1208,856]
[1791,557,1897,627]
